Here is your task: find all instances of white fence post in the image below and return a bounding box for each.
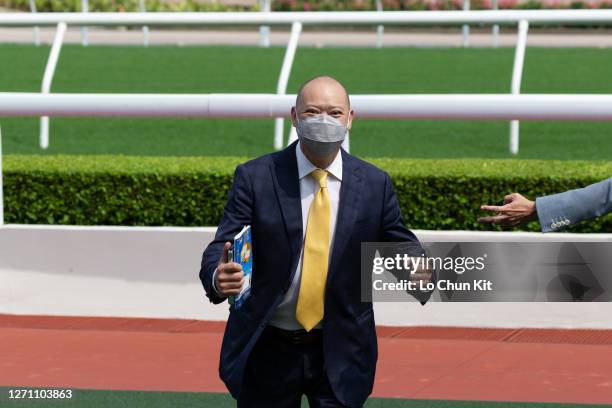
[40,22,67,150]
[375,0,384,49]
[28,0,40,46]
[81,0,88,46]
[259,0,271,47]
[274,21,301,150]
[462,0,470,47]
[492,0,499,48]
[509,19,529,155]
[139,0,149,47]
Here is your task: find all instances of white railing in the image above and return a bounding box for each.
[3,93,612,120]
[2,92,612,226]
[2,10,612,152]
[3,10,612,25]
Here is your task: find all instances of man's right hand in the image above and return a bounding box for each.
[478,193,537,228]
[215,241,245,297]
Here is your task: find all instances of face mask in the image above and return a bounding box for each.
[296,113,348,158]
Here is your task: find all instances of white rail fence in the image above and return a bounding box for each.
[2,10,612,153]
[3,93,612,120]
[3,92,612,226]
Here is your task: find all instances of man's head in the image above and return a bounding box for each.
[291,75,353,130]
[291,76,354,166]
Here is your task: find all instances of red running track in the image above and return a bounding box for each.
[1,314,612,405]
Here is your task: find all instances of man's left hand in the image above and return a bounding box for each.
[409,264,433,288]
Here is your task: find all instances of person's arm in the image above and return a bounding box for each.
[380,172,434,304]
[535,178,612,232]
[478,178,612,232]
[200,164,253,304]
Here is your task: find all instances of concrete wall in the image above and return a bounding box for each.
[1,224,611,328]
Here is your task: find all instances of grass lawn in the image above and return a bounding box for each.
[1,44,611,160]
[0,388,610,408]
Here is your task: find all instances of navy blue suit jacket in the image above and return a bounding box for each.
[200,141,421,407]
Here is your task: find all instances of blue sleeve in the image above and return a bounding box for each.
[199,164,253,304]
[535,178,612,233]
[380,171,419,244]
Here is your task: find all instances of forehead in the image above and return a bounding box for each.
[297,79,349,109]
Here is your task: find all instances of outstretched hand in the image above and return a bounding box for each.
[478,193,537,228]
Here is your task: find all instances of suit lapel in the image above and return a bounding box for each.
[270,142,304,271]
[328,149,364,283]
[270,144,364,287]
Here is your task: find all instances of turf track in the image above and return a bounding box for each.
[1,45,611,159]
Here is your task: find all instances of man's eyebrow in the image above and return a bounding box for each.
[300,104,346,111]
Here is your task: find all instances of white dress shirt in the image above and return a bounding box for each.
[267,141,343,330]
[213,142,343,331]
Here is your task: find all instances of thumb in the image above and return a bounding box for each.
[220,241,232,264]
[504,193,521,204]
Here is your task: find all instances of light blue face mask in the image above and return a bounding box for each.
[296,114,348,158]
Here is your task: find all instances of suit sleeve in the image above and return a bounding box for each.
[535,178,612,233]
[199,164,254,304]
[380,171,435,304]
[380,171,419,243]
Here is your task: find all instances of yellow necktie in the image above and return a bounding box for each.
[296,169,331,332]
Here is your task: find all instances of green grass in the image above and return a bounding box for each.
[0,388,610,408]
[1,44,612,159]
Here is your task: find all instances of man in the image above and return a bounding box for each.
[199,76,432,407]
[478,178,612,232]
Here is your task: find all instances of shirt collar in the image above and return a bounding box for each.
[296,141,343,182]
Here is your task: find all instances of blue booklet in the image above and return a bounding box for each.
[228,225,253,309]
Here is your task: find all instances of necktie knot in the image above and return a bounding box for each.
[311,169,328,189]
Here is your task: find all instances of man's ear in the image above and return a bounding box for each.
[347,109,354,130]
[291,107,298,128]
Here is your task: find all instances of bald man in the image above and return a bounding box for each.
[200,76,432,407]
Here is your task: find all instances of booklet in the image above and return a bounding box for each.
[228,225,253,309]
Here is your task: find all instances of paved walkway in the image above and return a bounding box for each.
[2,314,612,404]
[2,27,612,47]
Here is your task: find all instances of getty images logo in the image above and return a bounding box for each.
[372,253,487,275]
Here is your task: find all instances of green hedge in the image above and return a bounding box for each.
[3,154,611,232]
